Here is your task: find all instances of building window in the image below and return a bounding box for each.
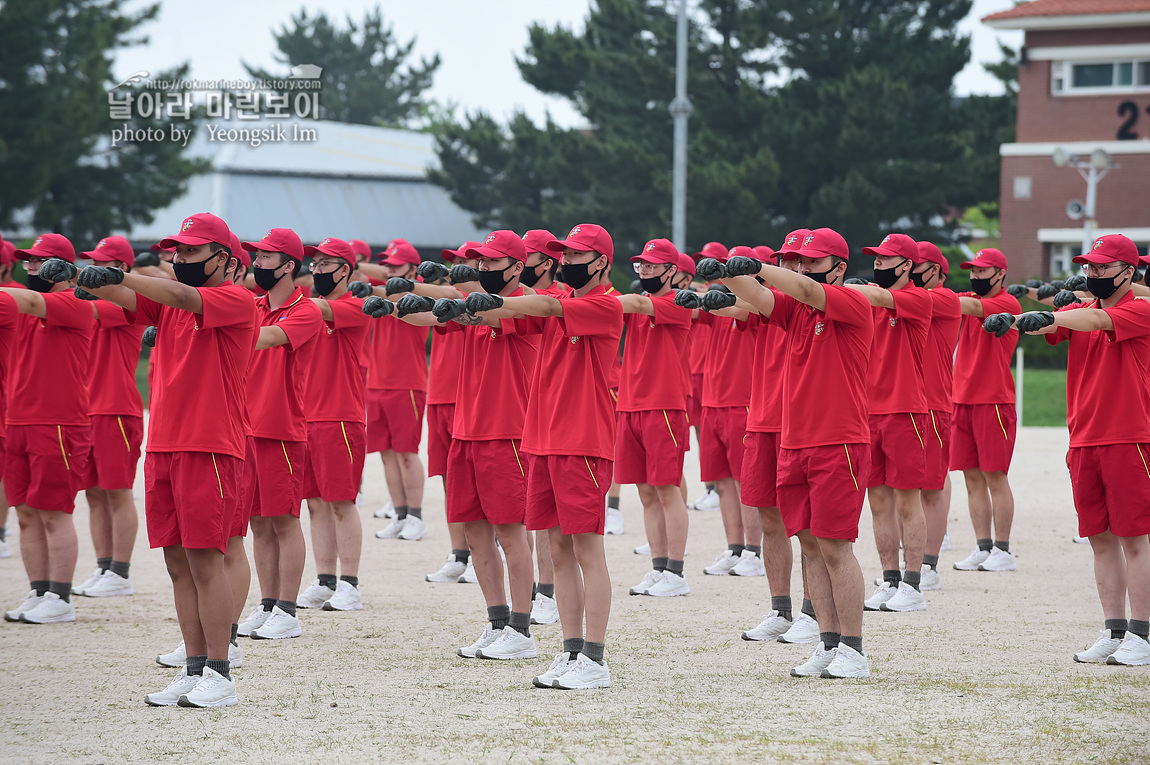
[1050,244,1076,278]
[1013,176,1032,200]
[1053,60,1150,94]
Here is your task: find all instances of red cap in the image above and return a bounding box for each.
[380,240,421,266]
[796,228,849,261]
[727,245,757,262]
[83,235,134,264]
[752,246,777,265]
[159,212,232,250]
[1075,234,1140,267]
[441,241,482,262]
[961,248,1007,271]
[522,229,559,255]
[694,241,729,262]
[632,238,680,266]
[150,242,175,254]
[349,239,371,261]
[304,237,357,267]
[547,224,614,263]
[914,241,949,275]
[17,233,76,263]
[375,238,410,262]
[862,233,918,261]
[466,230,527,263]
[242,228,304,263]
[229,233,250,269]
[0,239,16,266]
[676,253,696,276]
[779,228,811,259]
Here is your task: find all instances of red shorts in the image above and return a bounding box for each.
[700,406,748,482]
[526,454,613,535]
[366,388,426,454]
[145,451,243,553]
[302,421,367,502]
[740,431,781,507]
[688,373,703,429]
[1068,444,1150,538]
[614,410,688,486]
[5,424,91,513]
[923,410,952,491]
[777,443,870,540]
[866,413,929,490]
[446,439,528,525]
[426,403,455,478]
[950,403,1016,473]
[82,414,143,491]
[246,437,306,520]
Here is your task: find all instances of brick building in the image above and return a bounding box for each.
[984,0,1150,279]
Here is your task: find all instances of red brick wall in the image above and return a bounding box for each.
[1016,62,1150,141]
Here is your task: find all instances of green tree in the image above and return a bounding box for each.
[0,0,208,245]
[246,6,441,128]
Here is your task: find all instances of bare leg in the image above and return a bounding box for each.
[535,530,554,586]
[759,507,792,598]
[380,451,407,507]
[894,488,926,575]
[165,547,205,655]
[963,469,992,540]
[465,521,505,608]
[107,488,137,563]
[548,528,584,641]
[715,477,744,548]
[224,536,249,624]
[330,500,362,577]
[572,533,611,643]
[40,509,78,584]
[868,485,900,571]
[984,471,1015,542]
[495,523,533,615]
[397,452,424,509]
[798,531,837,633]
[739,485,762,548]
[15,505,48,582]
[307,498,338,575]
[1089,531,1128,621]
[637,484,667,558]
[817,536,864,637]
[86,488,112,560]
[250,516,279,600]
[922,487,948,558]
[679,473,688,505]
[272,514,306,602]
[185,547,234,662]
[1120,535,1150,620]
[655,484,688,561]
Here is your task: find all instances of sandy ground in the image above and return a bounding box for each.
[1,425,1148,765]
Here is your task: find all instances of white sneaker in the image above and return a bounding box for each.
[629,570,662,596]
[229,642,243,668]
[373,499,396,519]
[477,627,538,660]
[356,491,365,507]
[144,668,201,706]
[978,547,1017,571]
[880,582,926,612]
[730,550,765,577]
[940,533,952,551]
[458,626,502,658]
[322,580,363,611]
[157,640,186,667]
[791,643,836,677]
[0,537,9,558]
[83,570,134,597]
[1075,630,1123,663]
[375,517,406,539]
[691,489,720,512]
[237,605,272,637]
[555,654,611,689]
[633,542,651,556]
[920,566,941,591]
[778,613,820,644]
[864,582,897,611]
[250,606,302,640]
[1073,535,1090,544]
[821,643,870,678]
[742,610,792,641]
[426,554,468,582]
[533,651,576,688]
[74,568,104,597]
[20,592,75,623]
[458,561,478,584]
[1106,633,1150,666]
[397,516,427,541]
[648,571,690,597]
[953,547,990,571]
[4,590,44,622]
[704,550,740,576]
[604,507,624,535]
[177,666,238,708]
[530,593,559,625]
[297,581,336,609]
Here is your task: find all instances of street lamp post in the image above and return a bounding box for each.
[669,0,692,252]
[1053,147,1114,255]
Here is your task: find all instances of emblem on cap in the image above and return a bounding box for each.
[814,321,825,335]
[881,235,892,245]
[34,236,43,247]
[320,238,332,246]
[182,219,194,231]
[569,227,581,238]
[97,239,107,248]
[265,230,273,239]
[646,242,656,251]
[485,233,497,245]
[1093,238,1104,250]
[787,235,798,246]
[804,234,815,247]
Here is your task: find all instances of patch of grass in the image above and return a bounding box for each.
[1019,367,1067,426]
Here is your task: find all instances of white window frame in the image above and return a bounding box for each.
[1051,59,1150,96]
[1049,243,1076,278]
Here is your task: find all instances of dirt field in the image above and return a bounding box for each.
[2,426,1148,764]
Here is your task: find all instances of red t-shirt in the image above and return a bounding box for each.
[866,284,931,415]
[305,293,371,424]
[247,288,323,442]
[89,300,146,417]
[742,309,787,433]
[367,315,428,391]
[953,290,1019,405]
[701,312,754,408]
[616,292,692,412]
[770,286,873,449]
[428,329,464,406]
[0,294,20,437]
[1047,292,1150,447]
[689,320,712,376]
[8,290,95,428]
[521,284,624,460]
[536,284,566,298]
[131,283,256,459]
[923,287,962,413]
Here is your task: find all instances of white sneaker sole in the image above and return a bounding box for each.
[177,692,238,708]
[321,602,363,611]
[477,648,538,660]
[820,667,870,679]
[84,587,135,598]
[250,627,302,640]
[556,678,611,690]
[777,631,820,645]
[880,601,926,612]
[20,611,75,624]
[530,613,559,625]
[647,586,690,597]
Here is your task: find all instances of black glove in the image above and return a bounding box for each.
[449,264,481,285]
[1051,280,1066,291]
[845,277,868,285]
[724,256,761,277]
[464,291,503,313]
[432,298,468,323]
[1053,290,1081,308]
[384,277,414,296]
[1006,284,1028,298]
[142,326,157,348]
[416,261,449,282]
[1064,275,1087,292]
[1036,284,1059,300]
[73,287,98,301]
[695,258,726,281]
[77,265,124,289]
[674,289,702,309]
[982,312,1016,338]
[1016,311,1055,333]
[396,293,435,317]
[701,289,737,311]
[347,281,373,299]
[362,296,395,318]
[133,251,161,268]
[39,258,78,283]
[1026,279,1043,289]
[630,279,643,294]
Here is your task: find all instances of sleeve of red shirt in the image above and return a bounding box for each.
[983,290,1022,315]
[890,286,932,322]
[768,292,798,330]
[823,285,871,327]
[0,292,18,328]
[738,313,762,333]
[330,296,371,331]
[651,294,692,327]
[560,294,624,338]
[43,291,96,330]
[95,299,131,328]
[1104,297,1150,343]
[280,300,323,349]
[128,294,161,326]
[1046,302,1088,345]
[197,286,255,330]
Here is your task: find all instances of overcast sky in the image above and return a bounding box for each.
[116,0,1022,128]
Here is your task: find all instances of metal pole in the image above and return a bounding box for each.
[1082,164,1098,256]
[1015,346,1024,423]
[669,0,692,251]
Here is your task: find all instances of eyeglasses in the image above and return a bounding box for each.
[635,262,670,274]
[1082,262,1127,277]
[310,260,346,272]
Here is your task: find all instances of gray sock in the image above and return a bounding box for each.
[317,574,337,590]
[651,556,669,572]
[110,560,130,579]
[771,595,793,621]
[206,659,230,679]
[582,640,605,664]
[562,637,584,656]
[96,557,112,573]
[667,559,684,576]
[607,495,620,510]
[537,583,555,599]
[922,554,939,570]
[275,599,297,617]
[802,598,816,619]
[187,655,207,677]
[1105,618,1128,639]
[705,482,715,492]
[395,505,409,520]
[230,623,238,645]
[340,575,359,588]
[903,570,921,591]
[994,540,1010,552]
[49,581,71,603]
[820,632,840,649]
[977,538,993,552]
[488,604,510,631]
[840,635,863,653]
[1129,620,1149,640]
[452,548,470,565]
[30,580,49,597]
[509,611,531,637]
[260,597,276,612]
[729,544,745,558]
[745,545,762,557]
[883,569,901,588]
[407,506,422,519]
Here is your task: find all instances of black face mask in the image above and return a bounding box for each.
[519,259,550,288]
[26,273,54,293]
[174,253,223,287]
[873,261,906,290]
[910,268,931,288]
[806,266,838,284]
[639,265,672,295]
[479,264,517,295]
[561,258,604,290]
[1087,271,1130,300]
[313,266,347,297]
[252,265,285,292]
[969,272,1001,297]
